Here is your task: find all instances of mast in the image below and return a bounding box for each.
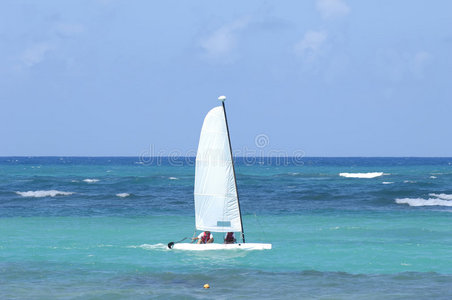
[219,95,245,243]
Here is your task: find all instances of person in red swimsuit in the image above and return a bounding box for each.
[224,232,236,244]
[193,231,214,244]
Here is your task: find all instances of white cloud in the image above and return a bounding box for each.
[375,49,432,81]
[200,18,249,60]
[20,43,55,67]
[97,0,115,4]
[411,51,432,78]
[294,30,328,62]
[316,0,350,20]
[55,23,84,37]
[16,22,83,70]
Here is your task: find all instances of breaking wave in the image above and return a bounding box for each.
[16,190,74,198]
[382,182,394,185]
[429,193,452,200]
[395,198,452,207]
[169,177,179,180]
[116,193,130,198]
[396,193,452,207]
[83,179,99,183]
[339,172,384,178]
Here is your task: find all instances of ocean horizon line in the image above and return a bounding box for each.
[1,155,452,159]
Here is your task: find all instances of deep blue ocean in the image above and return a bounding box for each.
[1,157,452,299]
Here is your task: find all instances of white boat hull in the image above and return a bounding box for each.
[171,243,272,251]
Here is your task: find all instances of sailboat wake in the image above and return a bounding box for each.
[128,244,168,250]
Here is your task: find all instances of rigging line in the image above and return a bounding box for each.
[222,100,245,243]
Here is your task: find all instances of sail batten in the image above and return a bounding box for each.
[194,106,242,233]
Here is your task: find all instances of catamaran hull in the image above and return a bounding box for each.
[171,243,272,250]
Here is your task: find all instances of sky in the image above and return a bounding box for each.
[0,0,451,156]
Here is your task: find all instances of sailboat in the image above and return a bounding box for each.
[168,96,272,250]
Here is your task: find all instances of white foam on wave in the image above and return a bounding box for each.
[116,193,130,198]
[83,178,99,183]
[339,172,384,179]
[16,190,74,198]
[169,177,179,180]
[429,193,452,200]
[395,198,452,207]
[382,182,394,185]
[430,176,437,179]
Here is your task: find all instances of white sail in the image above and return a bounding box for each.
[194,106,242,232]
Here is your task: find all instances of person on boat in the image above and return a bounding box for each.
[193,231,214,244]
[224,232,236,244]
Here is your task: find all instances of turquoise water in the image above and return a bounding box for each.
[1,157,452,298]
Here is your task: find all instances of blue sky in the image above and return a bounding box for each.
[1,0,451,156]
